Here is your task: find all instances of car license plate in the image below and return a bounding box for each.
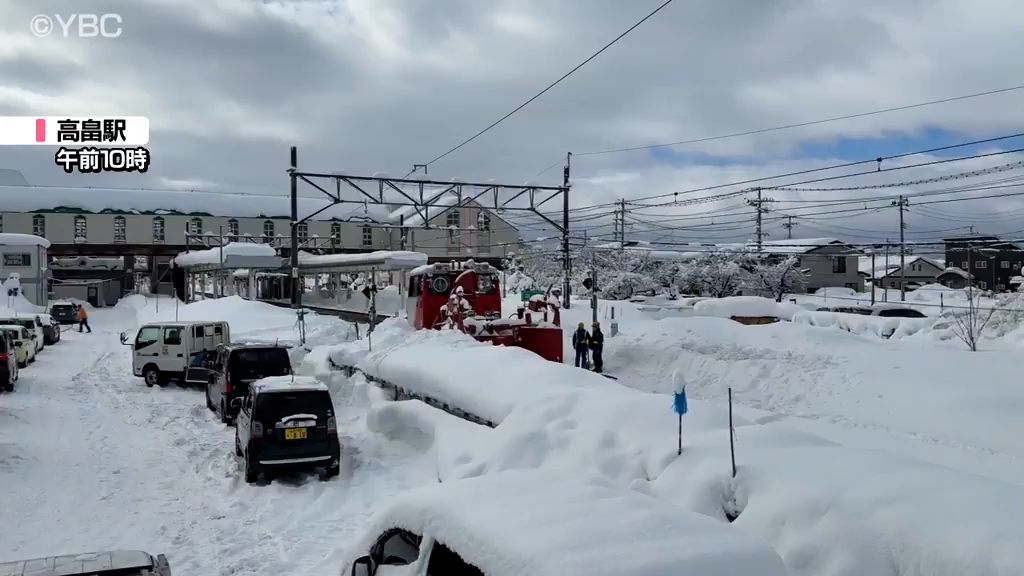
[285,428,307,440]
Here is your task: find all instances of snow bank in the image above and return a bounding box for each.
[653,436,1024,576]
[331,321,612,424]
[693,296,802,320]
[131,294,316,339]
[791,310,933,339]
[172,242,277,266]
[352,470,789,576]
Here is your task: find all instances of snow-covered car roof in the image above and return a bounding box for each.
[0,324,28,332]
[350,471,788,576]
[251,375,328,394]
[0,550,165,576]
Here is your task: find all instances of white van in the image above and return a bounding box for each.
[121,321,230,387]
[0,315,45,353]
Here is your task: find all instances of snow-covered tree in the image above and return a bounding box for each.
[950,291,996,352]
[742,256,808,302]
[678,252,748,297]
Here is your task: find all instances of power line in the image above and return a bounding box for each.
[409,0,677,174]
[765,160,1024,192]
[533,83,1024,174]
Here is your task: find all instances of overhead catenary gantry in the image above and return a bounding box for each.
[286,146,573,313]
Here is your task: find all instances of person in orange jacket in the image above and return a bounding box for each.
[76,305,91,333]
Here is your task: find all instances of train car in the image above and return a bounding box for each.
[407,260,563,363]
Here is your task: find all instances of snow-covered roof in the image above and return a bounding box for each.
[173,242,279,268]
[352,470,788,576]
[878,256,945,278]
[760,237,856,255]
[296,250,427,272]
[0,233,50,249]
[0,185,391,221]
[251,375,328,394]
[691,296,806,320]
[938,266,971,279]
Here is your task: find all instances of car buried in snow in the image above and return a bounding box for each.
[341,470,789,576]
[0,549,171,576]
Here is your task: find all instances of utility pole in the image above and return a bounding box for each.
[613,199,627,250]
[883,240,890,303]
[782,216,798,239]
[289,146,299,308]
[893,195,908,301]
[562,152,571,309]
[870,247,876,305]
[746,188,775,253]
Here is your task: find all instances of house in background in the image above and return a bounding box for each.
[936,267,972,289]
[877,256,945,291]
[762,238,864,293]
[943,235,1024,291]
[0,233,50,307]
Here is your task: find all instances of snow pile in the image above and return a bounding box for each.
[130,294,325,340]
[351,470,789,576]
[693,296,802,320]
[329,320,610,424]
[172,243,277,267]
[791,310,934,339]
[0,276,43,314]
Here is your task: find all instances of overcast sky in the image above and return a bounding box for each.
[1,0,1023,250]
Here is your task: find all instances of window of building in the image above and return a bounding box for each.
[228,218,239,241]
[263,220,275,243]
[362,225,373,247]
[113,216,126,243]
[979,281,987,290]
[2,254,30,267]
[961,261,968,269]
[153,216,165,243]
[74,215,87,240]
[446,210,460,228]
[32,214,45,237]
[189,217,203,235]
[976,260,987,269]
[1001,260,1010,269]
[297,222,309,245]
[477,212,491,231]
[997,284,1006,291]
[331,222,342,245]
[477,212,491,254]
[832,256,846,274]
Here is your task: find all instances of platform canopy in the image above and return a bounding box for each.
[173,243,282,272]
[296,250,427,273]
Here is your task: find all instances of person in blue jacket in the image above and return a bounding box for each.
[571,322,590,368]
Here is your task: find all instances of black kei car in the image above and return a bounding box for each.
[234,376,341,483]
[184,343,293,424]
[49,303,78,325]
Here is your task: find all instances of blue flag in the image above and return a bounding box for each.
[673,390,688,416]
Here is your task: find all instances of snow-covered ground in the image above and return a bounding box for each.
[0,297,435,575]
[6,289,1024,575]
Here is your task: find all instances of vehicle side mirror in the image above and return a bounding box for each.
[230,397,243,410]
[119,332,128,345]
[15,341,23,348]
[30,334,36,340]
[351,556,375,576]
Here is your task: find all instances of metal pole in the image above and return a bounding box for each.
[219,225,224,297]
[898,195,906,302]
[871,249,876,306]
[562,152,571,309]
[290,146,300,308]
[883,241,890,303]
[755,188,763,253]
[729,387,736,478]
[591,267,598,324]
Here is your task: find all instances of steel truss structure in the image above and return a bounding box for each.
[286,146,572,312]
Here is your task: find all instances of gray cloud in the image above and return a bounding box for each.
[0,0,1022,244]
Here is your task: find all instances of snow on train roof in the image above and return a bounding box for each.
[355,470,788,576]
[0,233,50,248]
[296,250,427,270]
